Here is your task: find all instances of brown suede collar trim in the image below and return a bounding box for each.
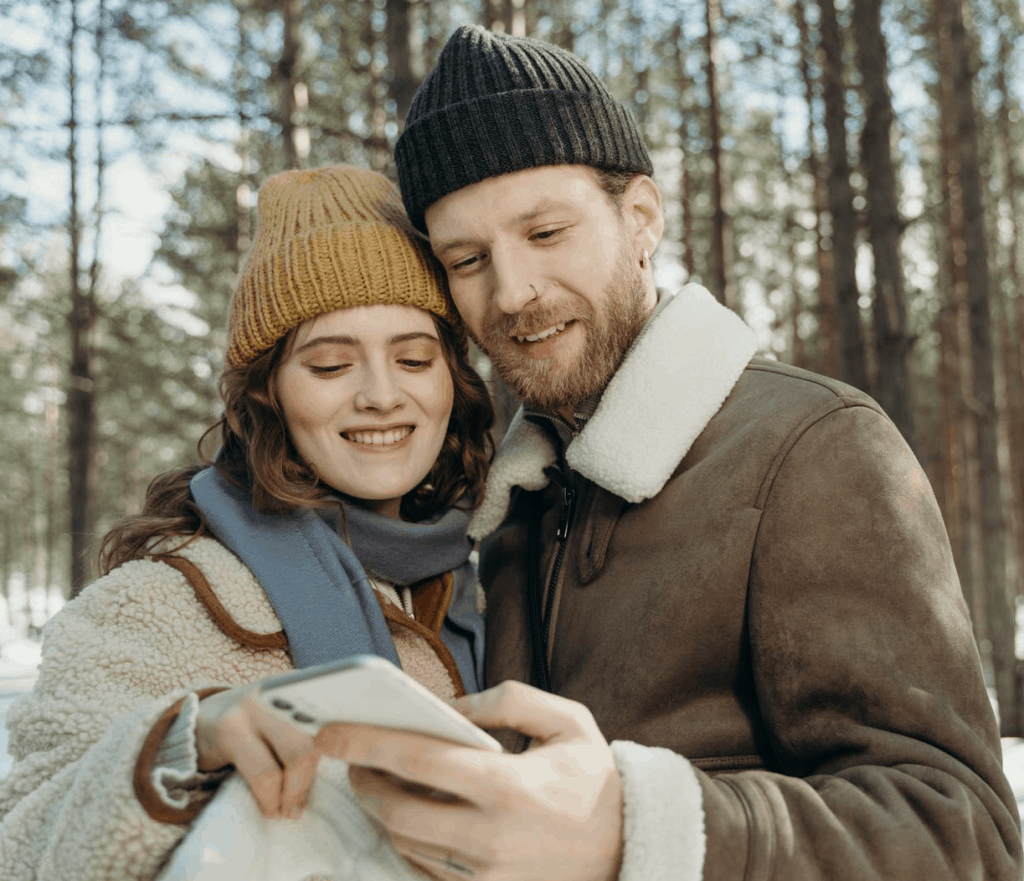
[153,555,288,651]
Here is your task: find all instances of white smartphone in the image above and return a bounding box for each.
[257,654,502,752]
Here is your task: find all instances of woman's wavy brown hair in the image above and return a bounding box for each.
[99,314,494,574]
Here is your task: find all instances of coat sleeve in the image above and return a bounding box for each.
[607,403,1022,881]
[0,556,274,881]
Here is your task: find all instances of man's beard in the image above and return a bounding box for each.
[472,248,649,413]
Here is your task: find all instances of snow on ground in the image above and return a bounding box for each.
[0,639,43,775]
[2,637,1024,832]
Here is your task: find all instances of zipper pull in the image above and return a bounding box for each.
[556,482,576,540]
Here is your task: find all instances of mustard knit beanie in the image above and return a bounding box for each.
[226,164,452,368]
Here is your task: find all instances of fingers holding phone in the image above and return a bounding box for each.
[194,686,320,819]
[324,681,625,881]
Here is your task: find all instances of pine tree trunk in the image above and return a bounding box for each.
[786,211,809,369]
[385,0,425,127]
[279,0,307,169]
[235,7,253,270]
[67,0,96,598]
[363,6,388,172]
[44,395,59,602]
[817,0,867,391]
[672,19,695,281]
[794,0,837,379]
[704,0,732,310]
[993,0,1024,606]
[483,0,525,35]
[941,0,1015,735]
[851,0,916,451]
[935,0,980,647]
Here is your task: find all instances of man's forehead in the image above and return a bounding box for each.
[426,166,604,238]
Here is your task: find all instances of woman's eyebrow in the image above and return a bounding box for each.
[293,334,359,354]
[293,331,439,353]
[387,332,440,345]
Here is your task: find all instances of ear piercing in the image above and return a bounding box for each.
[640,249,649,269]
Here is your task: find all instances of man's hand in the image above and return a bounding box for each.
[315,680,624,881]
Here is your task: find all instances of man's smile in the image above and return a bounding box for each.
[514,321,570,344]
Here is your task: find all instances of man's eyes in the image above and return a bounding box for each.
[450,253,481,271]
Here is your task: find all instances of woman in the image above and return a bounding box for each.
[0,165,493,880]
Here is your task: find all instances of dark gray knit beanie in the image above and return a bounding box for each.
[395,25,653,233]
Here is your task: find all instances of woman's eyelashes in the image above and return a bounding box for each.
[305,354,437,377]
[309,363,351,376]
[399,358,434,370]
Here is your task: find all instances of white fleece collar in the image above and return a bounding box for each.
[468,284,758,540]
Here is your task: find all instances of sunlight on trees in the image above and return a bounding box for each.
[1,0,1022,728]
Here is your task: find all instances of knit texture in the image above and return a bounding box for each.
[226,165,451,367]
[395,25,653,232]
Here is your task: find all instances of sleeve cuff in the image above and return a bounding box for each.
[133,687,230,824]
[610,740,706,881]
[150,692,229,808]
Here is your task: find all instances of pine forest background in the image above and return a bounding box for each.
[1,0,1023,730]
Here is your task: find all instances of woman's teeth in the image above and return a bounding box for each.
[517,322,567,343]
[343,426,413,446]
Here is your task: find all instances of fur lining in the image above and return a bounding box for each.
[611,740,705,881]
[469,285,757,539]
[469,409,557,540]
[568,285,757,502]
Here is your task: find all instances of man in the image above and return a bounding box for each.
[320,24,1022,881]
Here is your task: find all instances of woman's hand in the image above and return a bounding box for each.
[194,686,320,819]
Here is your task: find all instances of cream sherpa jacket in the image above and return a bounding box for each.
[0,537,471,881]
[0,535,690,881]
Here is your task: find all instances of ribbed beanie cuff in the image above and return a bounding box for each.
[396,25,653,233]
[226,165,451,367]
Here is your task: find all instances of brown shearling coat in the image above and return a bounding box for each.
[470,286,1022,881]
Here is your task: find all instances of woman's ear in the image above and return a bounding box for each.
[623,175,665,261]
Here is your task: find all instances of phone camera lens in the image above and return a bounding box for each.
[271,698,293,710]
[293,711,316,724]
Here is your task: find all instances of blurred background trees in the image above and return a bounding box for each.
[1,0,1022,730]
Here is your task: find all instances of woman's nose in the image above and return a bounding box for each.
[354,364,403,411]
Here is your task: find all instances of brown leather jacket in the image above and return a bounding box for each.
[470,287,1022,881]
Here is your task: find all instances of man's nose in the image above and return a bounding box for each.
[491,249,540,315]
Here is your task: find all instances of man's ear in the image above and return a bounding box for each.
[623,175,664,259]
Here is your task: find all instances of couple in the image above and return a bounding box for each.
[1,25,1020,881]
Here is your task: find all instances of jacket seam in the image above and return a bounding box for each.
[152,555,289,651]
[752,399,882,511]
[719,774,776,881]
[692,754,765,771]
[745,359,855,397]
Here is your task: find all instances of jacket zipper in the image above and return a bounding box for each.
[530,466,576,692]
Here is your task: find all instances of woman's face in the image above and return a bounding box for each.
[275,304,455,519]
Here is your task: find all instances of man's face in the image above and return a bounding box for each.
[425,165,657,416]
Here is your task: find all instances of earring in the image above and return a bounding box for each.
[639,250,649,269]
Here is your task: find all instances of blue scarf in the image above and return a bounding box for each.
[189,467,485,691]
